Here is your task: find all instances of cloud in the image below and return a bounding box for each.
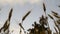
[0,0,42,5]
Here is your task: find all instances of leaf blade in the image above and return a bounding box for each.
[22,10,31,21]
[43,3,46,12]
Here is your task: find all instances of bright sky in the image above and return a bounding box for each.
[0,0,60,34]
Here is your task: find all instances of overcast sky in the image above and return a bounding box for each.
[0,0,60,34]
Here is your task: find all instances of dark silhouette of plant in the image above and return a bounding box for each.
[0,1,60,34]
[28,14,52,34]
[48,11,60,34]
[52,11,60,18]
[28,5,52,34]
[19,10,31,34]
[0,8,13,34]
[19,23,24,34]
[22,11,31,22]
[52,11,60,34]
[48,14,54,20]
[27,2,52,34]
[43,3,46,12]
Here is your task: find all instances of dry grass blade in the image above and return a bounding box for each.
[20,29,22,34]
[0,20,7,32]
[54,21,58,27]
[19,23,24,34]
[4,8,13,31]
[52,11,58,15]
[43,3,46,12]
[0,21,7,32]
[0,19,10,32]
[3,20,10,32]
[54,27,58,34]
[22,11,31,21]
[54,20,60,32]
[54,15,60,18]
[8,8,13,21]
[48,14,54,20]
[19,23,24,30]
[0,8,13,33]
[52,11,60,18]
[4,23,10,32]
[57,19,60,24]
[3,8,13,32]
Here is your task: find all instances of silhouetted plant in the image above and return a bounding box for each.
[0,2,60,34]
[48,11,60,34]
[27,2,52,34]
[0,8,13,34]
[52,11,60,18]
[22,10,31,22]
[48,14,54,20]
[19,10,31,34]
[52,11,60,34]
[28,14,52,34]
[43,3,46,12]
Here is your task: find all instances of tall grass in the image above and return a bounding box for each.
[0,8,13,34]
[27,2,60,34]
[0,2,60,34]
[19,10,31,34]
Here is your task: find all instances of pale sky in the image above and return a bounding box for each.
[0,0,60,34]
